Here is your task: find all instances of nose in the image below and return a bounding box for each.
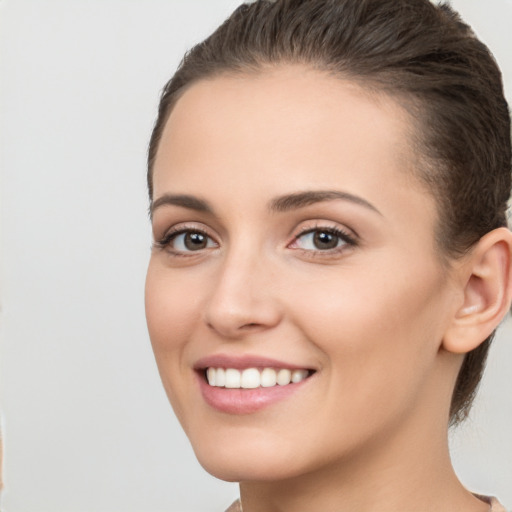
[203,248,283,339]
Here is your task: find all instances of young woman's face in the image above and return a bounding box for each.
[145,66,459,482]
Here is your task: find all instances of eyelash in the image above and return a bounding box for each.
[153,225,217,257]
[153,224,357,257]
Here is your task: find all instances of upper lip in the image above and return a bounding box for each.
[194,354,315,371]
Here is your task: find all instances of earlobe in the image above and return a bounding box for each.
[443,227,512,354]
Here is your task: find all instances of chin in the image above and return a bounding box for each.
[189,431,313,483]
[198,455,305,483]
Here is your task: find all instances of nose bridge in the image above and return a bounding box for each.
[203,235,281,337]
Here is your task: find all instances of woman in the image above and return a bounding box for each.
[144,0,511,510]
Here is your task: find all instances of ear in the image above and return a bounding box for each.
[443,227,512,354]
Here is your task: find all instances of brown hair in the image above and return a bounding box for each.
[147,0,511,425]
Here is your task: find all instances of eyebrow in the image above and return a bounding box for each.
[150,190,381,217]
[150,194,214,217]
[269,190,382,215]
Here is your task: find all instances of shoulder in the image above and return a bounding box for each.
[490,497,509,512]
[224,499,242,512]
[475,494,508,512]
[222,497,509,511]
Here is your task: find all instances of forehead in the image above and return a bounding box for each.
[152,65,431,220]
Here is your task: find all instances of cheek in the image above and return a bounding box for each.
[145,262,203,423]
[144,261,203,413]
[145,262,199,351]
[289,260,448,414]
[294,252,446,346]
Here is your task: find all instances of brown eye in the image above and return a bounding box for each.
[313,231,339,250]
[184,232,208,250]
[166,230,217,253]
[292,227,355,253]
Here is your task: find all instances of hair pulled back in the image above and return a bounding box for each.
[147,0,511,425]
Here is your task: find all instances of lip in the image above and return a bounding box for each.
[194,353,315,371]
[194,354,316,415]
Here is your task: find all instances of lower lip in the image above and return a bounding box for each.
[197,373,312,414]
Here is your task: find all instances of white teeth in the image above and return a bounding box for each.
[225,368,241,388]
[205,367,310,388]
[260,368,277,387]
[241,368,260,389]
[291,369,309,383]
[277,369,291,386]
[206,367,216,386]
[215,367,226,387]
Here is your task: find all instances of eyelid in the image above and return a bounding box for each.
[158,221,216,239]
[153,222,219,254]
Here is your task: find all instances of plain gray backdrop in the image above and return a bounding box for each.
[1,1,511,511]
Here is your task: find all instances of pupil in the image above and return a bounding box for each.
[313,231,338,249]
[185,232,207,250]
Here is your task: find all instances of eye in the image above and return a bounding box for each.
[155,228,218,254]
[291,227,356,252]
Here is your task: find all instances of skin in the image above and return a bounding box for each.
[145,66,494,512]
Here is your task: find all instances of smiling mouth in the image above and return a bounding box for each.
[204,367,314,389]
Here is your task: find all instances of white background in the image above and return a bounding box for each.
[0,1,511,511]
